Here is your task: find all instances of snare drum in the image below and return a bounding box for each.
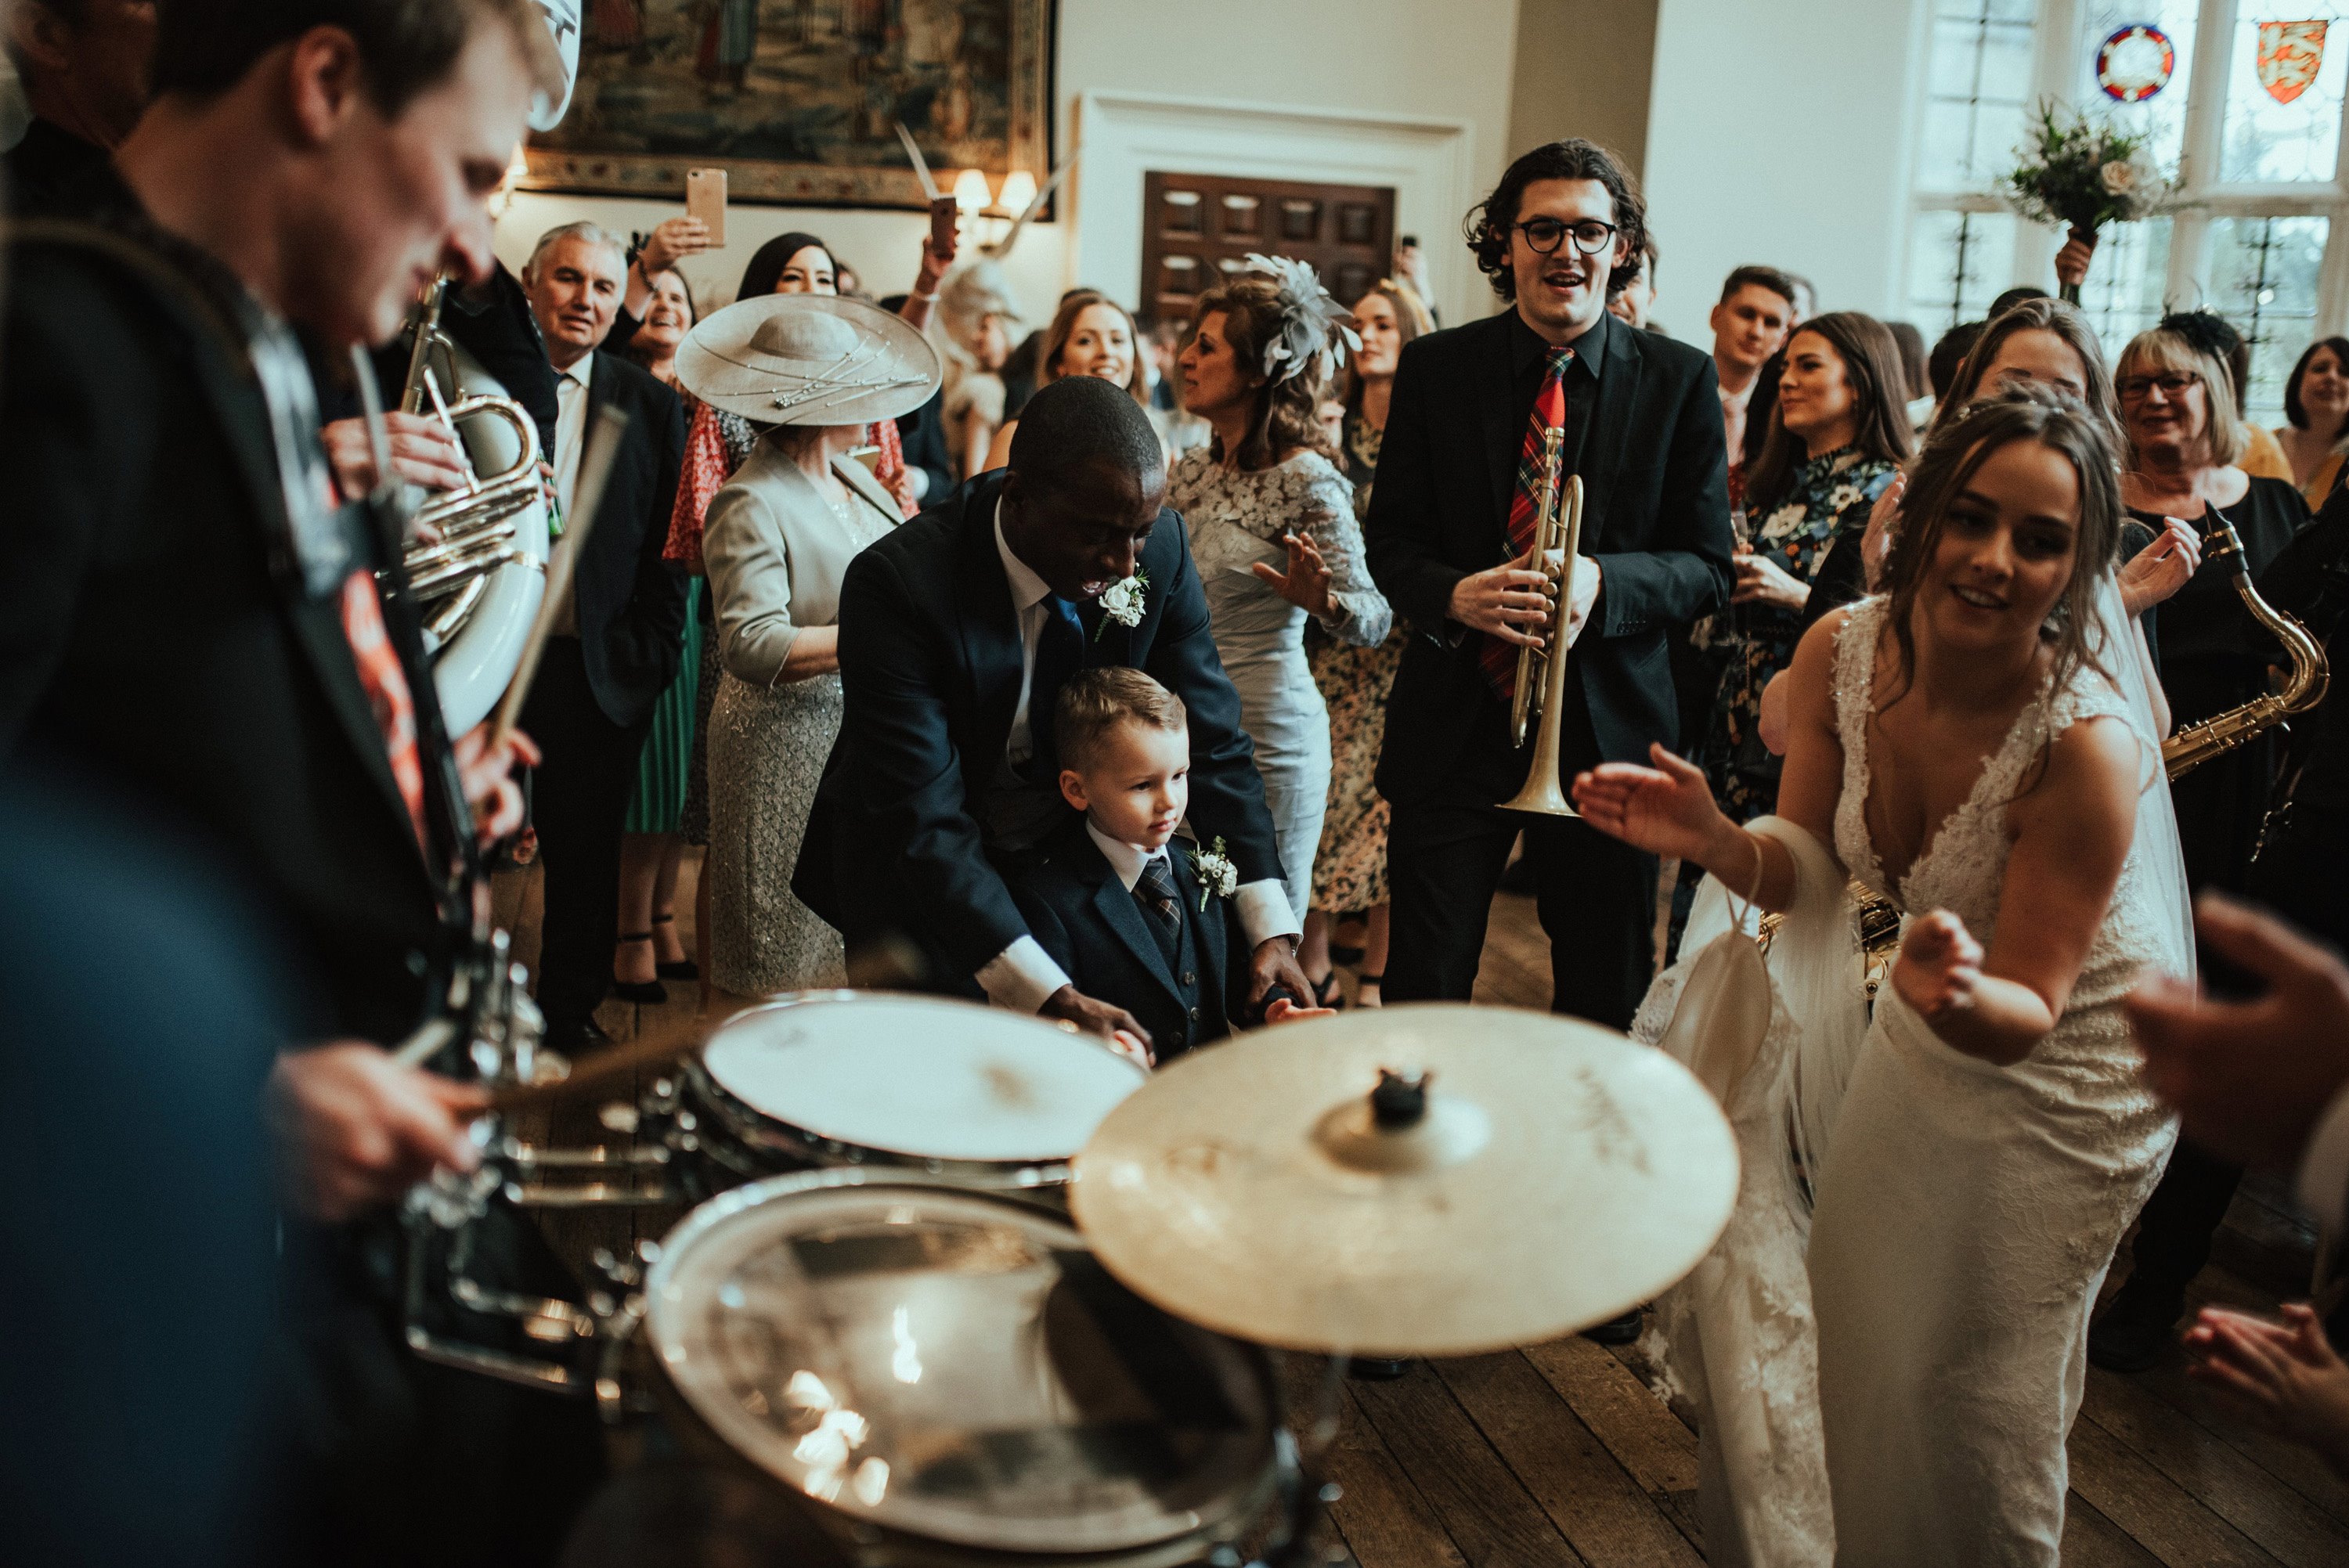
[642,1169,1283,1566]
[677,993,1147,1193]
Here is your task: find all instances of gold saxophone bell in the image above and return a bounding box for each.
[2160,519,2329,780]
[1499,432,1582,818]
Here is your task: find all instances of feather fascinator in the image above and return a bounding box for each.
[1241,253,1362,384]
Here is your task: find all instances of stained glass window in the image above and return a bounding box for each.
[2073,0,2201,165]
[2219,7,2349,183]
[1907,0,2349,431]
[2208,216,2331,422]
[1908,209,2020,331]
[1918,0,2040,189]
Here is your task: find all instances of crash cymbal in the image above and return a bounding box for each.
[1071,1004,1737,1357]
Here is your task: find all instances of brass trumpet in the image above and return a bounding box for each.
[2160,518,2328,780]
[1499,431,1583,818]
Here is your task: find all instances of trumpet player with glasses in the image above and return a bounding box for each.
[1362,139,1733,1041]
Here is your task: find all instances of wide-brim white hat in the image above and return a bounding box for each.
[676,294,942,427]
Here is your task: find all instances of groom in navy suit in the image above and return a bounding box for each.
[795,377,1309,1051]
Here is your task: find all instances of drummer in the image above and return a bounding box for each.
[795,377,1314,1056]
[1012,669,1269,1065]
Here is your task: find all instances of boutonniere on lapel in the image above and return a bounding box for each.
[1095,567,1149,639]
[1188,835,1238,911]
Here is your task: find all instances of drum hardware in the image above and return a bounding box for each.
[1500,452,1586,818]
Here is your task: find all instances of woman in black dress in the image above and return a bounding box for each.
[2093,315,2312,1372]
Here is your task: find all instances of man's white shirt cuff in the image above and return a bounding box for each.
[2297,1082,2349,1232]
[977,935,1071,1014]
[1235,879,1300,948]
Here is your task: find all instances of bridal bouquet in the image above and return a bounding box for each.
[2005,103,2180,299]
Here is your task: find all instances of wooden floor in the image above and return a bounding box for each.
[495,856,2348,1566]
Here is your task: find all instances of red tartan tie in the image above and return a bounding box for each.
[339,570,428,851]
[1480,345,1575,705]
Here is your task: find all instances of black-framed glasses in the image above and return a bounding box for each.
[1515,218,1619,258]
[2117,371,2198,402]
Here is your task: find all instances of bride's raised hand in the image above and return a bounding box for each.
[1892,908,1983,1022]
[1571,743,1725,862]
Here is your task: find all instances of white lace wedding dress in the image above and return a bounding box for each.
[1635,593,2188,1567]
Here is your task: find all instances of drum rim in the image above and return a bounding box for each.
[692,992,1145,1169]
[642,1168,1281,1555]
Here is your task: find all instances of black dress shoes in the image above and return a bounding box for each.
[1583,1307,1645,1346]
[2087,1278,2184,1372]
[547,1017,619,1056]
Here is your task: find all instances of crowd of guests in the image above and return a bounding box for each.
[9,0,2349,1555]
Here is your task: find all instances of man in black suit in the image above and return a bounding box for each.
[516,220,688,1053]
[1008,669,1247,1064]
[1366,139,1734,1032]
[795,376,1309,1052]
[2,0,153,216]
[0,4,603,1559]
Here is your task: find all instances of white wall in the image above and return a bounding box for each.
[498,0,1526,324]
[1640,0,1925,333]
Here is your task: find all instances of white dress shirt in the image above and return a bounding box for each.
[2300,1083,2349,1234]
[1087,820,1167,894]
[973,506,1299,1013]
[550,350,594,636]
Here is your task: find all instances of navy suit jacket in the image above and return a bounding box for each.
[1365,308,1734,801]
[1009,813,1242,1061]
[793,470,1282,981]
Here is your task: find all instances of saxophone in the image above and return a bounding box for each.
[2161,517,2329,780]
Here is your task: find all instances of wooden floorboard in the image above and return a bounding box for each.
[1437,1350,1704,1567]
[485,851,2339,1566]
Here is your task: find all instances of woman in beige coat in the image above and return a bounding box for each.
[681,295,940,995]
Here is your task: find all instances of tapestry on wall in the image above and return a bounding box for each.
[525,0,1054,209]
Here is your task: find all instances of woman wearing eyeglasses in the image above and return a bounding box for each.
[2091,316,2313,1375]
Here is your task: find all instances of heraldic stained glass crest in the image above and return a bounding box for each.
[2259,19,2329,103]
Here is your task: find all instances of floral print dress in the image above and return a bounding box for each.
[1704,446,1897,822]
[1305,411,1399,913]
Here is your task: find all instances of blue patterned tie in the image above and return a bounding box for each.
[1023,595,1086,778]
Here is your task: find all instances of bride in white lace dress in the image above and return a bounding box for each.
[1575,389,2192,1566]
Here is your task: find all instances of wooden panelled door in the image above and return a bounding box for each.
[1139,171,1397,323]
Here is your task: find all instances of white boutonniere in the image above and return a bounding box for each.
[1759,503,1806,542]
[1188,835,1238,911]
[1828,483,1865,514]
[1095,567,1149,639]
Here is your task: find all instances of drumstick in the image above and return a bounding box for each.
[489,404,630,750]
[483,1015,710,1114]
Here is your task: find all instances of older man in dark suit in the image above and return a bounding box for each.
[1367,139,1734,1033]
[795,377,1308,1052]
[517,220,688,1054]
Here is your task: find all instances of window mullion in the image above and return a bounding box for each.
[2168,0,2239,307]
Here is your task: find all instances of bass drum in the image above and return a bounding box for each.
[424,334,550,736]
[640,1169,1283,1566]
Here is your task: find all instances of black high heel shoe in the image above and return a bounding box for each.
[651,911,698,981]
[612,932,668,1005]
[1307,971,1347,1010]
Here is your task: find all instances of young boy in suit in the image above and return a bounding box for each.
[1009,669,1256,1066]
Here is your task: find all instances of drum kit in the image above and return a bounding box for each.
[405,992,1737,1566]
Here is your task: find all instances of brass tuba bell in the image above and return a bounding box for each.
[392,277,553,734]
[1499,431,1583,818]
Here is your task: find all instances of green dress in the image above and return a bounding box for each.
[622,586,702,834]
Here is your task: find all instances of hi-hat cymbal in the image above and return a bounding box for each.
[1071,1004,1737,1358]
